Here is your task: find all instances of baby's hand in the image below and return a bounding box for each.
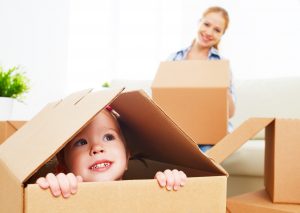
[36,173,83,198]
[155,169,187,191]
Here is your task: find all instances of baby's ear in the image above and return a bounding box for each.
[125,151,131,171]
[127,150,131,160]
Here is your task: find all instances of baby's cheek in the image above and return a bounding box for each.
[66,153,84,174]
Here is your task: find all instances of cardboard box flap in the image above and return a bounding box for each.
[207,118,275,164]
[151,60,230,88]
[7,121,25,130]
[111,90,227,176]
[0,159,23,212]
[0,88,124,183]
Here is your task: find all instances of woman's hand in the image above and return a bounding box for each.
[155,169,187,191]
[36,173,83,198]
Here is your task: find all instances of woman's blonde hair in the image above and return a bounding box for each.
[202,6,229,49]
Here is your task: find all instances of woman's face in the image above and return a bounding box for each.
[62,110,129,182]
[195,12,226,48]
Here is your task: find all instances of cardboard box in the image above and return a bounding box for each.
[0,121,26,144]
[0,89,227,213]
[227,189,300,213]
[151,60,230,145]
[207,118,300,204]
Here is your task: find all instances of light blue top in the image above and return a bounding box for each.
[167,45,236,133]
[168,45,221,61]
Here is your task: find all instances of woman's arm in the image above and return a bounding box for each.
[228,68,236,119]
[228,90,235,118]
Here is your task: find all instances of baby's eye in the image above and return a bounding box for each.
[214,28,221,33]
[103,134,115,142]
[204,22,210,27]
[74,139,88,147]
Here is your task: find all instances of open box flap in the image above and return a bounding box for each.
[0,88,124,183]
[207,118,275,164]
[7,121,26,130]
[151,60,230,88]
[111,90,227,176]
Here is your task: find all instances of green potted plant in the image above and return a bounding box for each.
[0,65,30,120]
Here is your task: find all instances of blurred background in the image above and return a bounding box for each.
[1,0,299,119]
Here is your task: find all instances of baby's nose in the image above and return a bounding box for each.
[91,144,104,155]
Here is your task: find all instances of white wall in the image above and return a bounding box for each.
[66,0,300,94]
[0,0,70,119]
[1,0,300,119]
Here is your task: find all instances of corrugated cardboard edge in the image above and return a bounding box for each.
[207,118,275,164]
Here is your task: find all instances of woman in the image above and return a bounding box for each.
[168,6,236,152]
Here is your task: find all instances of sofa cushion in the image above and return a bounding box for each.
[221,140,265,176]
[231,77,300,139]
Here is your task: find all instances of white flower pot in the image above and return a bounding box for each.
[0,97,14,120]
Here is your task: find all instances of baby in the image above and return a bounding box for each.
[37,107,187,198]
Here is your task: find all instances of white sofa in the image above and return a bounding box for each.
[111,76,300,197]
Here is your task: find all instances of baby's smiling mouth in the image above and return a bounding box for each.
[89,160,112,171]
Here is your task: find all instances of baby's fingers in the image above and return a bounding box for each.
[46,173,61,197]
[172,169,181,191]
[57,173,72,198]
[155,171,166,187]
[36,177,50,189]
[164,169,174,191]
[66,173,81,195]
[179,171,187,187]
[76,175,83,183]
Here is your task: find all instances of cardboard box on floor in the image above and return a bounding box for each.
[207,118,300,205]
[0,89,227,213]
[151,60,230,145]
[227,190,300,213]
[0,121,26,144]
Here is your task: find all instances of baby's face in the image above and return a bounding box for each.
[63,110,128,182]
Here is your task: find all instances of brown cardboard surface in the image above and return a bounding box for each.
[265,119,300,204]
[207,118,274,164]
[265,120,276,202]
[0,89,227,213]
[0,159,23,213]
[26,177,226,213]
[227,189,300,213]
[151,60,230,145]
[112,90,227,175]
[208,117,300,204]
[0,120,26,144]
